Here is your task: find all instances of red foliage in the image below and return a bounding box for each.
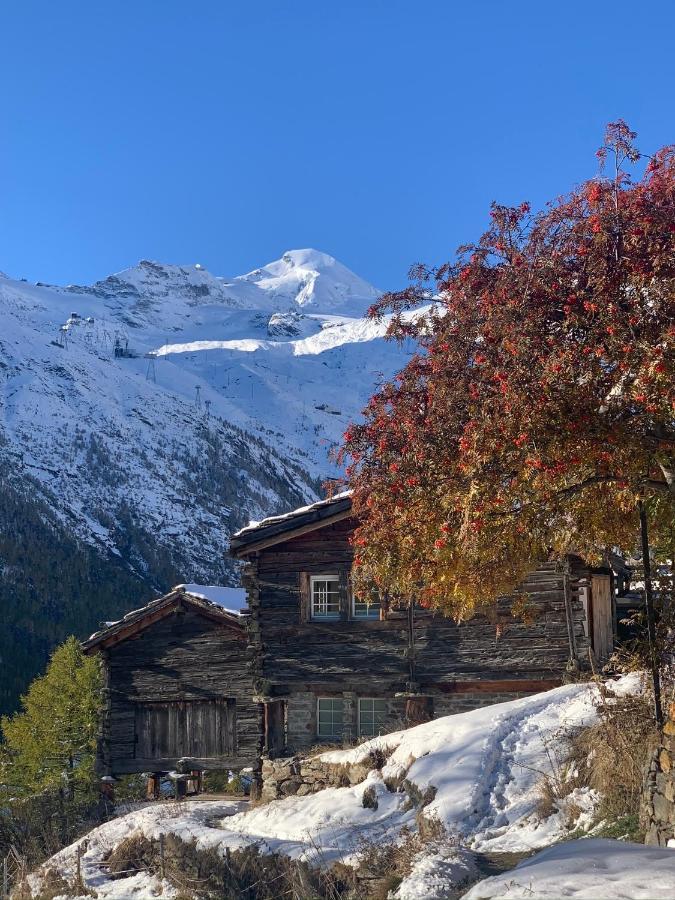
[341,124,675,615]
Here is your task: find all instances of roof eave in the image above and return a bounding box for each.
[82,590,245,654]
[229,497,354,557]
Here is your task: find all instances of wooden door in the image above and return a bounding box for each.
[264,700,286,757]
[590,575,613,662]
[135,699,236,760]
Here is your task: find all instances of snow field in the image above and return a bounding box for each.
[462,839,675,899]
[0,249,414,582]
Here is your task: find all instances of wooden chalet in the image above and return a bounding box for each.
[229,493,616,755]
[82,586,261,778]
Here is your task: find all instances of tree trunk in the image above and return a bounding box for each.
[639,500,663,729]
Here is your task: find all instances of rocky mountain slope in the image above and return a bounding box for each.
[0,249,418,712]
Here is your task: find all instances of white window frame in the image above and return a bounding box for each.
[310,574,341,620]
[352,591,381,620]
[317,697,345,740]
[358,697,388,737]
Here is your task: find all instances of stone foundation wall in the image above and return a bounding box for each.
[284,689,534,754]
[262,691,544,803]
[643,703,675,846]
[285,690,406,752]
[434,691,532,717]
[260,752,376,803]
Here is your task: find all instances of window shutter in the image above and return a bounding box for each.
[299,572,310,623]
[339,570,349,621]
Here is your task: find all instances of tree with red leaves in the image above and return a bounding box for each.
[342,123,674,721]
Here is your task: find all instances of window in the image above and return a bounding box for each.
[352,590,381,620]
[358,698,388,737]
[311,575,341,619]
[317,697,344,739]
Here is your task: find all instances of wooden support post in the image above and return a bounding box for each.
[159,833,166,880]
[190,770,202,794]
[174,777,187,801]
[146,773,162,801]
[2,856,8,900]
[100,776,115,804]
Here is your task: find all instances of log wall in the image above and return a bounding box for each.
[98,608,261,775]
[242,518,597,753]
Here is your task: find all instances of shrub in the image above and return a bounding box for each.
[104,832,352,899]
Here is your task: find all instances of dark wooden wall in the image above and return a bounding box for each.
[243,518,595,700]
[98,608,261,775]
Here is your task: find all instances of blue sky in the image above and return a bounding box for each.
[1,0,673,290]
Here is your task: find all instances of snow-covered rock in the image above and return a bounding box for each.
[395,846,479,899]
[266,309,308,337]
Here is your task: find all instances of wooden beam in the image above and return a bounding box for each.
[110,755,255,774]
[435,679,562,694]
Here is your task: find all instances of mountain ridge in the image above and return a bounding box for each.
[0,248,417,712]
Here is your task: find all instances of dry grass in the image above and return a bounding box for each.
[534,685,659,834]
[353,815,462,899]
[26,865,96,900]
[571,688,658,821]
[103,832,353,899]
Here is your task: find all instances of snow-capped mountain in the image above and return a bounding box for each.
[61,249,382,329]
[0,250,419,587]
[235,248,382,312]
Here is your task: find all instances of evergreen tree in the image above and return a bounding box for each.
[0,637,102,798]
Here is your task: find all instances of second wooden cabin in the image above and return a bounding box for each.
[83,586,261,781]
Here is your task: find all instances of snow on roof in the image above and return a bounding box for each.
[84,584,246,644]
[232,490,352,539]
[178,584,248,615]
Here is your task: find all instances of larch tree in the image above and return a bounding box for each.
[0,636,102,798]
[342,123,674,720]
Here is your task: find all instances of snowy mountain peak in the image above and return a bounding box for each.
[72,259,241,308]
[60,249,381,321]
[236,248,381,313]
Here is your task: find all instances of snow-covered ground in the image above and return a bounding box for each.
[0,249,421,582]
[28,675,659,900]
[462,839,675,899]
